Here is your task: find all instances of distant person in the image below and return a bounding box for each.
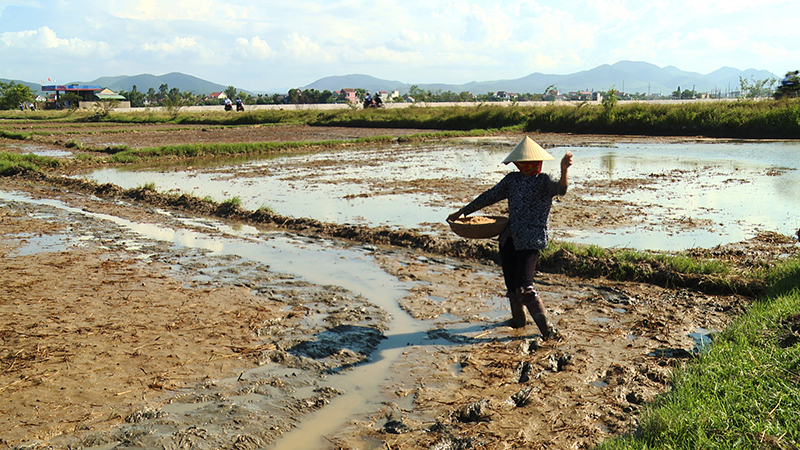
[448,137,573,338]
[224,97,232,111]
[235,97,244,111]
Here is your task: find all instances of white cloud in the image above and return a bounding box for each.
[235,36,274,59]
[141,36,199,55]
[282,32,333,63]
[1,26,112,58]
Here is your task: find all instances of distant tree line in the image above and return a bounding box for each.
[1,73,798,110]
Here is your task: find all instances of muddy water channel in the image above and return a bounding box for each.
[81,139,800,251]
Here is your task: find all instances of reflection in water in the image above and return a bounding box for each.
[600,152,617,179]
[78,141,800,251]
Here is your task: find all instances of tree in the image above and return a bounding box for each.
[61,92,82,113]
[91,98,119,117]
[163,92,187,117]
[0,81,34,110]
[543,84,559,101]
[407,85,431,102]
[167,87,181,102]
[158,83,169,102]
[739,75,777,99]
[224,85,238,100]
[127,85,146,107]
[286,88,301,104]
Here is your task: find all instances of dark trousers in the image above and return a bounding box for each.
[499,237,549,333]
[499,236,540,294]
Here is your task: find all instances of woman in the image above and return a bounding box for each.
[448,136,573,338]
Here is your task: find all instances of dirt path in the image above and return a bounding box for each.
[0,124,796,449]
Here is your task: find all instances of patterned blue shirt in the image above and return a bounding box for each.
[461,171,566,250]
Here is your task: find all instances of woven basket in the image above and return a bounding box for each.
[447,215,509,239]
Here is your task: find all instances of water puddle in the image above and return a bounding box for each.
[689,327,717,354]
[5,232,79,256]
[76,141,800,251]
[2,142,74,158]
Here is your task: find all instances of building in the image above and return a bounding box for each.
[339,88,358,103]
[41,84,102,108]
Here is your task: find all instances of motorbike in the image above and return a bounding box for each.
[775,72,800,99]
[236,102,244,111]
[224,103,232,111]
[363,97,384,109]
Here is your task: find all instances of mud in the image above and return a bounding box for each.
[1,123,798,449]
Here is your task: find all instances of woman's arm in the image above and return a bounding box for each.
[448,175,511,221]
[558,151,573,194]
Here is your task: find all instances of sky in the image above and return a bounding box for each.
[1,0,797,92]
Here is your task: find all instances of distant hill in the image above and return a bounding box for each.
[2,73,230,96]
[88,72,229,94]
[0,78,46,94]
[304,61,779,96]
[303,74,411,94]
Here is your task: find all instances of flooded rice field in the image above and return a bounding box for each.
[79,138,800,251]
[1,125,799,449]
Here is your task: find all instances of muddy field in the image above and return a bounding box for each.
[1,123,798,449]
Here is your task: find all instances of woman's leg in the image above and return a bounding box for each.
[499,238,526,328]
[515,249,552,337]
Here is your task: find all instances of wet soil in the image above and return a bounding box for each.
[1,123,798,449]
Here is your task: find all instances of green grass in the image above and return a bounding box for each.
[524,100,800,138]
[0,151,61,175]
[0,129,34,140]
[597,258,800,450]
[221,196,242,207]
[257,204,275,214]
[543,242,734,279]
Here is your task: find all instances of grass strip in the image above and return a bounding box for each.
[106,130,493,163]
[0,152,61,175]
[524,100,800,138]
[108,136,394,163]
[540,242,760,295]
[597,258,800,450]
[0,129,34,140]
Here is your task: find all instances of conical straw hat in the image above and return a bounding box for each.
[502,136,554,164]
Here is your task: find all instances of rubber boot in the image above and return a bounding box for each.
[519,288,551,337]
[507,292,527,328]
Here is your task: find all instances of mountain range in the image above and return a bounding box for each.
[302,61,777,96]
[2,61,780,97]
